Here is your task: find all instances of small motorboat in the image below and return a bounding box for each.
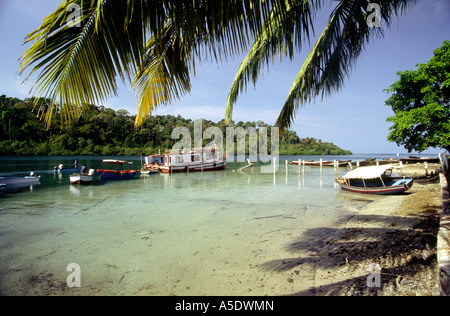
[0,172,41,190]
[97,160,140,181]
[336,165,413,195]
[70,168,95,185]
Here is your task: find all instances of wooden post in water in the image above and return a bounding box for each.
[302,160,305,177]
[320,159,323,186]
[285,160,289,175]
[425,161,428,176]
[334,160,339,179]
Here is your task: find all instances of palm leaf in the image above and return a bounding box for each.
[225,0,320,124]
[276,0,418,131]
[19,0,148,127]
[132,22,193,127]
[225,0,417,132]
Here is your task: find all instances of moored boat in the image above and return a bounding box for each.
[290,159,351,167]
[70,169,95,185]
[0,172,41,189]
[159,146,227,174]
[336,165,413,195]
[141,154,165,174]
[97,160,140,181]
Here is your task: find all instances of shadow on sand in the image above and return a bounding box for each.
[258,210,440,296]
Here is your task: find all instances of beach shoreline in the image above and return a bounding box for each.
[291,163,443,296]
[0,163,444,296]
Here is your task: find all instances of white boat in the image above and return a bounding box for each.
[159,146,227,174]
[141,155,165,174]
[0,172,41,189]
[70,169,95,185]
[336,165,413,195]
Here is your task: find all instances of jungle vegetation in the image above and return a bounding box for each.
[0,95,351,156]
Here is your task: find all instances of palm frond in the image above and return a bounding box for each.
[132,22,192,127]
[225,0,320,124]
[275,0,417,132]
[19,0,291,127]
[19,0,149,127]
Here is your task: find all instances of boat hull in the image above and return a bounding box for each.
[0,176,41,191]
[55,167,82,173]
[0,176,40,186]
[70,174,94,185]
[160,161,227,174]
[337,177,413,195]
[97,169,140,181]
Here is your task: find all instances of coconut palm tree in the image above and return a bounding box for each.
[19,0,416,130]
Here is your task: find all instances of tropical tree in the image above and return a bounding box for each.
[385,40,450,152]
[20,0,417,131]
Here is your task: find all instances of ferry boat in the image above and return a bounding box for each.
[159,147,227,174]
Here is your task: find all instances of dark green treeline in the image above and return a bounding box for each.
[0,95,352,156]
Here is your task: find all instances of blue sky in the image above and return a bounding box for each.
[1,0,449,154]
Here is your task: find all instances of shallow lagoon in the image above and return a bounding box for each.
[0,154,410,295]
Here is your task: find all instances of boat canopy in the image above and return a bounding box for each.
[102,159,133,165]
[341,165,394,179]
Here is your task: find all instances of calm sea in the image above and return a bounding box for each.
[0,154,430,295]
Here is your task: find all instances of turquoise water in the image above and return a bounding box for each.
[0,154,421,295]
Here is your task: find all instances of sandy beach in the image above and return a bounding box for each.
[288,163,443,296]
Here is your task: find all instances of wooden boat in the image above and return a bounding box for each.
[159,146,227,174]
[141,155,165,174]
[70,169,95,185]
[290,160,351,167]
[97,160,140,181]
[400,156,440,164]
[336,165,413,195]
[289,160,314,165]
[54,165,82,173]
[0,173,41,189]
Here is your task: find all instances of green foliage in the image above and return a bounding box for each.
[0,94,351,156]
[385,40,450,152]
